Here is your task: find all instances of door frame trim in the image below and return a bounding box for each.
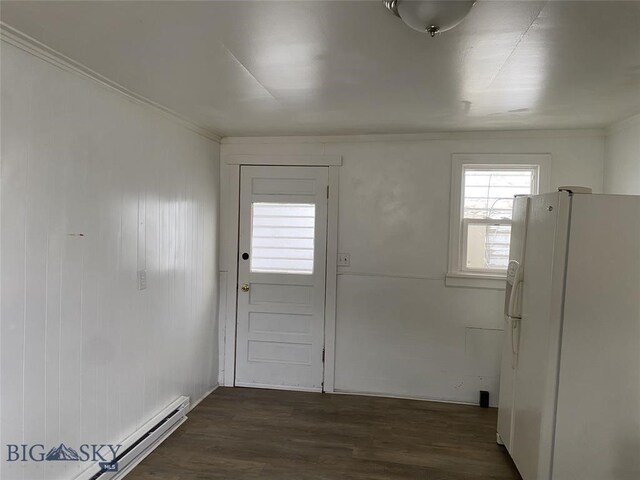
[225,154,342,166]
[219,155,341,392]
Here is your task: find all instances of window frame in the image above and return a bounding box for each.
[446,154,551,289]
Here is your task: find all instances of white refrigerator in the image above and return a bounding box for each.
[497,190,640,480]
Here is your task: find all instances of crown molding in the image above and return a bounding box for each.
[221,128,605,145]
[0,22,222,144]
[605,112,640,136]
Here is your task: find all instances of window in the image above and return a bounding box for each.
[447,154,550,288]
[250,202,315,274]
[462,167,537,272]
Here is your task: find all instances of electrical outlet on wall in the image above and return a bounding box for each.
[337,253,350,267]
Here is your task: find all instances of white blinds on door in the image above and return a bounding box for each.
[250,202,316,274]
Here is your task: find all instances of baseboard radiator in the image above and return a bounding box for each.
[75,396,190,480]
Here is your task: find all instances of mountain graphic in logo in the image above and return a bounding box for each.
[45,443,80,461]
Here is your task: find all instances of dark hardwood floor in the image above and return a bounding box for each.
[127,387,521,480]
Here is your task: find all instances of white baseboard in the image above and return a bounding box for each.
[190,384,220,411]
[111,417,187,480]
[330,389,497,408]
[73,397,190,480]
[235,382,322,393]
[103,387,222,480]
[222,384,496,407]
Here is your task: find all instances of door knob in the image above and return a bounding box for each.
[241,283,250,292]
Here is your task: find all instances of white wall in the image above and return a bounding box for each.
[604,113,640,194]
[0,42,220,480]
[221,130,604,405]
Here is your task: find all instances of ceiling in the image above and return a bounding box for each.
[1,1,639,137]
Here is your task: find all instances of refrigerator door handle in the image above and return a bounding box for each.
[507,279,522,319]
[505,260,524,319]
[505,261,524,369]
[510,317,521,369]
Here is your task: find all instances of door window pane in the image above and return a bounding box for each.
[251,203,315,274]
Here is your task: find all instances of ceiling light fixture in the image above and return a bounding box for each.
[383,0,476,37]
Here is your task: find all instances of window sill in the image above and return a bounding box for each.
[445,273,506,290]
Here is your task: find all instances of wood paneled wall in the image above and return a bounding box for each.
[0,42,220,480]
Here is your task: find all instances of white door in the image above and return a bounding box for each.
[235,166,328,391]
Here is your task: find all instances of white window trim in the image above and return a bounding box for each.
[446,154,551,289]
